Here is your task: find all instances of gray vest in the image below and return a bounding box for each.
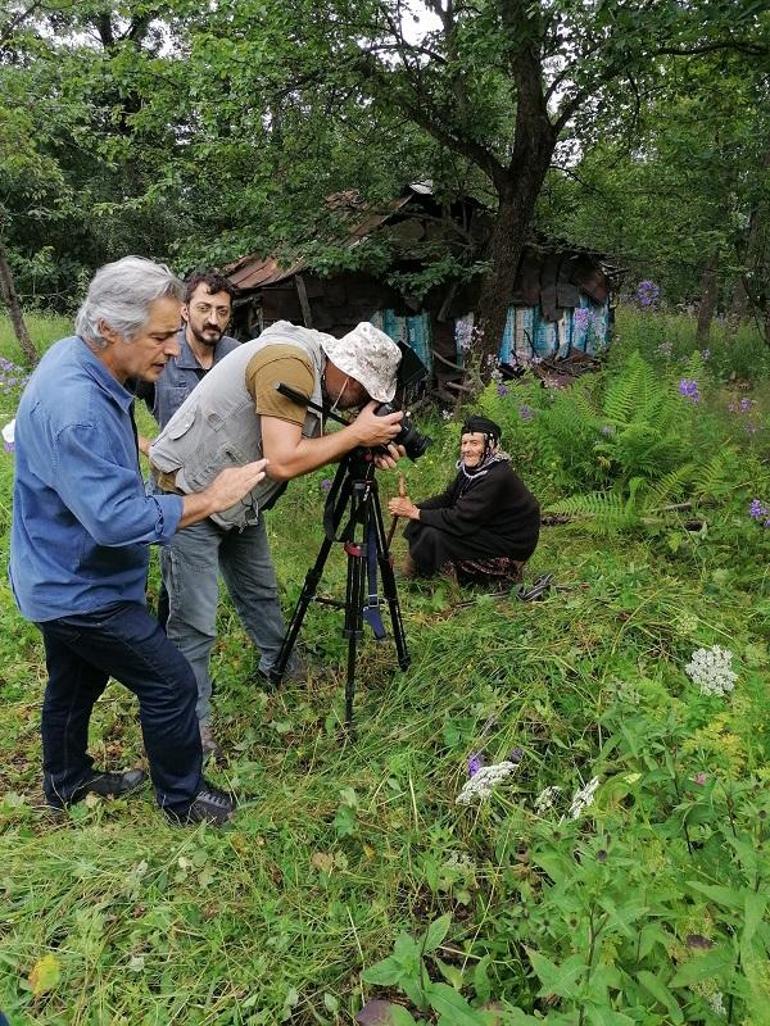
[150,322,326,529]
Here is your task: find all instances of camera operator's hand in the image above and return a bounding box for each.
[388,496,420,520]
[351,401,403,448]
[373,443,406,470]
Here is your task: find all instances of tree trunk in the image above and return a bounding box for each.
[730,276,750,323]
[736,146,770,344]
[475,4,556,372]
[695,251,719,345]
[475,155,554,371]
[0,238,38,366]
[475,194,526,366]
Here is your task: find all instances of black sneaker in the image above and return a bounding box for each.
[165,784,234,826]
[46,768,147,810]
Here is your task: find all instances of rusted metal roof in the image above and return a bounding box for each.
[228,255,307,290]
[226,193,414,292]
[225,188,618,304]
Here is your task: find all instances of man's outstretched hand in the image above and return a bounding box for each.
[179,459,269,529]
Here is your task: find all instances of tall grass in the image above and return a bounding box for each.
[1,311,770,1023]
[0,312,72,365]
[613,305,770,381]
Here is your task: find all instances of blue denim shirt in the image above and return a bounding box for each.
[134,328,240,428]
[9,337,184,622]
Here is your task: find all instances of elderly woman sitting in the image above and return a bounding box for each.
[388,415,540,585]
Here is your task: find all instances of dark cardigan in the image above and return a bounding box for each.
[404,460,540,575]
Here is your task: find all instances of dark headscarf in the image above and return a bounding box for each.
[457,415,507,487]
[461,415,502,445]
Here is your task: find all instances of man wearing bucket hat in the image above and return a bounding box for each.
[149,320,403,756]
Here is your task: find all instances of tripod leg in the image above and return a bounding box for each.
[269,534,335,684]
[342,534,367,732]
[370,481,411,671]
[270,463,356,685]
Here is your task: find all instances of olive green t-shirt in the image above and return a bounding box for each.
[245,345,315,426]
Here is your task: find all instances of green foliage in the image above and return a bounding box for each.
[475,341,770,538]
[362,914,489,1020]
[539,45,770,320]
[611,308,770,383]
[5,155,770,1026]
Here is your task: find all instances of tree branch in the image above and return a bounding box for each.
[0,0,44,48]
[356,53,508,191]
[654,40,770,58]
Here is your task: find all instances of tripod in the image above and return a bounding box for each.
[269,450,410,729]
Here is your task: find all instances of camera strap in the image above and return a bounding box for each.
[362,523,386,640]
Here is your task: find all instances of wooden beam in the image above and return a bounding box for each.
[294,274,313,328]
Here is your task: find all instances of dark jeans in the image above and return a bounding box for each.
[37,601,203,812]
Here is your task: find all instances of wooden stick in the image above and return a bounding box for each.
[386,473,407,548]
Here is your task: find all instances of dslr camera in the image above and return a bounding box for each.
[373,340,431,462]
[373,402,430,461]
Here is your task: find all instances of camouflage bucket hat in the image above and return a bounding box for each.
[320,322,401,403]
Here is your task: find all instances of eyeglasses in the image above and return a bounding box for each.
[192,303,231,322]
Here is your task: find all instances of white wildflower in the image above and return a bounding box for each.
[534,785,561,814]
[456,760,518,806]
[568,776,600,819]
[441,408,453,421]
[443,851,475,871]
[708,991,726,1016]
[685,645,737,697]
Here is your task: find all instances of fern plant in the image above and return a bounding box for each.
[532,351,749,533]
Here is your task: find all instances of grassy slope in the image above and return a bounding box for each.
[1,311,769,1024]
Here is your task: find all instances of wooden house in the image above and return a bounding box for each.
[226,185,616,391]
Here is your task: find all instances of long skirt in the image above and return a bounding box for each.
[404,521,535,578]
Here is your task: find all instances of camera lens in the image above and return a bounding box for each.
[373,403,431,462]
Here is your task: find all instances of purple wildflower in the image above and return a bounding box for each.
[740,397,754,413]
[678,378,701,403]
[636,280,661,308]
[320,478,332,492]
[749,498,769,521]
[693,772,708,786]
[519,404,534,422]
[0,357,29,396]
[497,383,509,397]
[507,746,524,765]
[467,752,484,778]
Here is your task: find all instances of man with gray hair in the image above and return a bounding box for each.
[9,255,267,826]
[149,320,405,756]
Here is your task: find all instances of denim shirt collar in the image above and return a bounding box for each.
[175,328,204,372]
[76,336,135,413]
